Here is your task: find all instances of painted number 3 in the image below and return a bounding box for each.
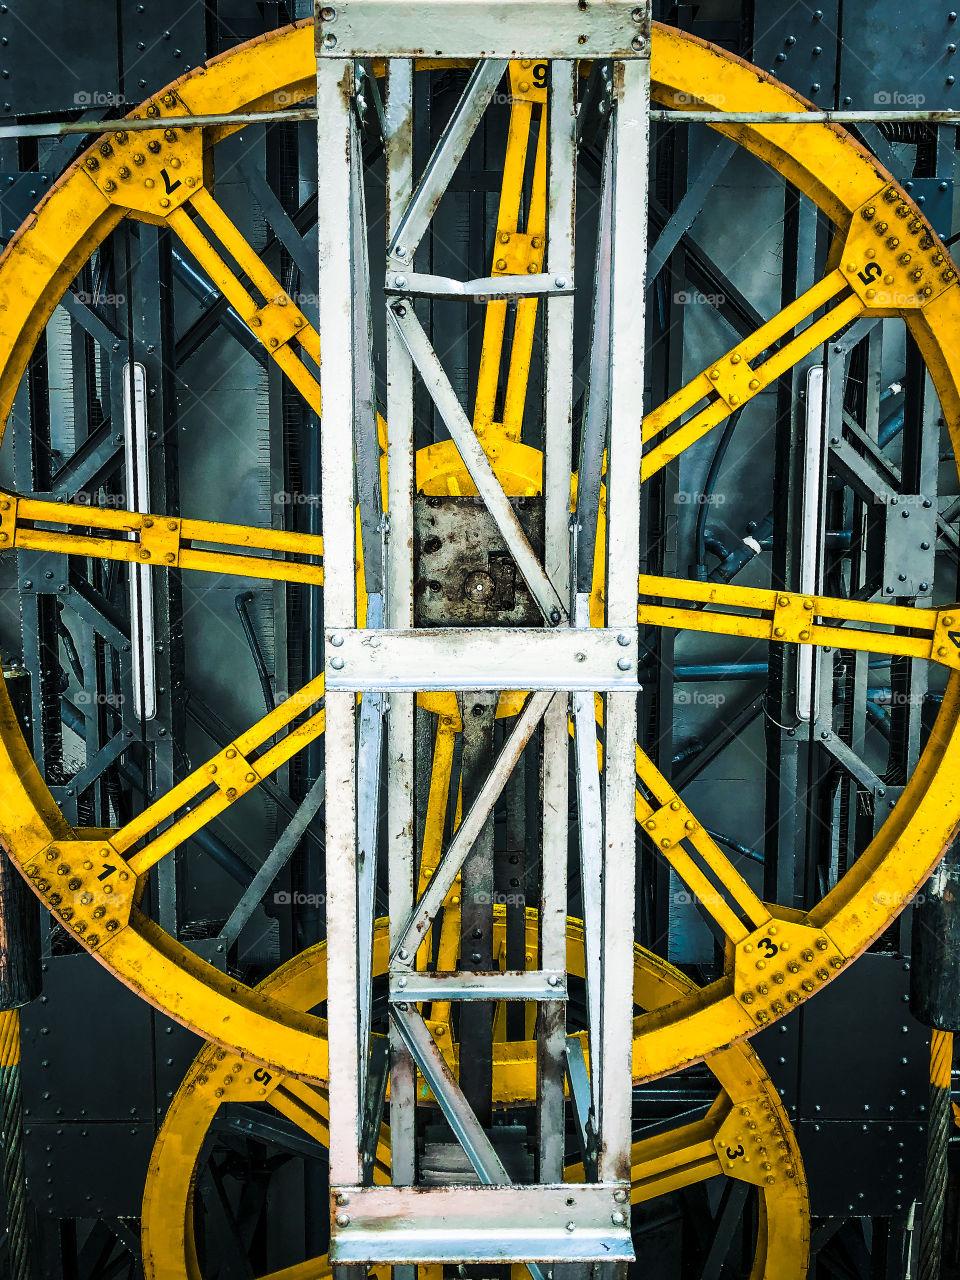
[757,937,780,959]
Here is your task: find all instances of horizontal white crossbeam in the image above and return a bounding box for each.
[317,1,648,59]
[324,627,639,690]
[329,1184,635,1263]
[389,970,568,1001]
[385,272,573,301]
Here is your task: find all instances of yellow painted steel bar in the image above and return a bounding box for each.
[644,268,849,440]
[474,64,548,441]
[117,678,325,873]
[167,203,324,414]
[635,746,770,930]
[641,287,862,479]
[636,575,959,669]
[5,494,324,584]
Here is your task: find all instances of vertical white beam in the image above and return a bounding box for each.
[599,54,649,1185]
[317,55,362,1188]
[542,60,576,598]
[384,57,418,1192]
[538,58,576,1183]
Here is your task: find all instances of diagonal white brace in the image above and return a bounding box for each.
[391,690,554,966]
[388,304,567,624]
[391,1004,511,1185]
[388,59,509,265]
[389,1007,548,1280]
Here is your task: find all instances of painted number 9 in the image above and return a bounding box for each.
[532,63,548,89]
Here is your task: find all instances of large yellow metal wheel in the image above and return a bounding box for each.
[141,913,809,1280]
[0,20,956,1088]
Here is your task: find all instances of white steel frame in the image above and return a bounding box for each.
[317,1,650,1266]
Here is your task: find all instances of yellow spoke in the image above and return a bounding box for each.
[425,897,462,1042]
[269,1078,330,1147]
[167,191,323,414]
[576,704,766,942]
[270,1078,392,1181]
[474,65,548,441]
[629,1115,722,1201]
[417,722,463,1035]
[635,747,769,942]
[641,269,859,480]
[121,677,325,876]
[0,493,322,585]
[416,722,457,972]
[564,1113,722,1200]
[637,575,960,669]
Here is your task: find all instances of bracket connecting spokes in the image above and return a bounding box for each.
[23,675,328,931]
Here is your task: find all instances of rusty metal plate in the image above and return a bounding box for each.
[414,495,545,628]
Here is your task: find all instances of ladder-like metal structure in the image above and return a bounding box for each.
[316,2,650,1267]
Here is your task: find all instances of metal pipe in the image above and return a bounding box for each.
[4,106,960,143]
[879,406,906,449]
[648,662,769,682]
[122,360,157,722]
[235,592,276,713]
[704,829,763,864]
[170,250,268,365]
[651,108,960,124]
[0,109,319,140]
[797,364,828,722]
[694,408,742,580]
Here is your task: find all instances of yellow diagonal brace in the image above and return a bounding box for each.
[641,270,859,479]
[121,677,325,875]
[635,748,770,940]
[167,204,323,414]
